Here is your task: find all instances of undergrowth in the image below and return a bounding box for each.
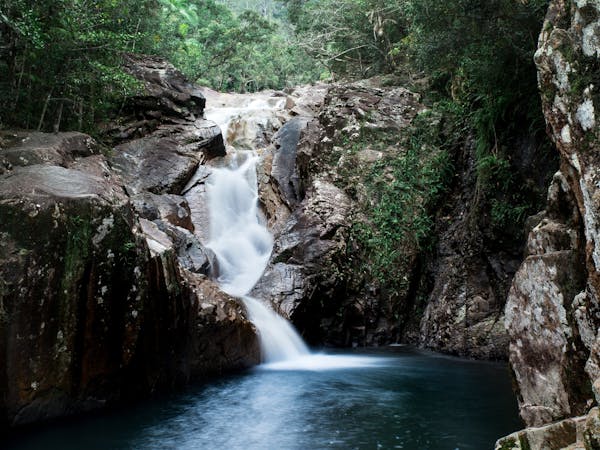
[339,104,462,295]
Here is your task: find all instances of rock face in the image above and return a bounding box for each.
[506,172,589,428]
[414,137,525,360]
[250,79,545,355]
[0,55,258,428]
[252,82,420,346]
[252,177,353,342]
[499,0,600,445]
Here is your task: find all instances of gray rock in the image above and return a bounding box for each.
[271,117,310,209]
[0,54,254,429]
[506,250,587,426]
[503,0,600,436]
[495,416,585,450]
[252,179,351,327]
[122,53,206,119]
[111,136,200,195]
[0,131,98,171]
[132,192,195,232]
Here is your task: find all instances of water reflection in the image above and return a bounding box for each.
[6,347,521,450]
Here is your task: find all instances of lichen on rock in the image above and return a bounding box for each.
[500,0,600,445]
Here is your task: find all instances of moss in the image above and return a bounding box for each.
[273,248,295,264]
[540,81,557,103]
[518,434,531,450]
[60,212,93,300]
[338,103,456,296]
[496,436,519,450]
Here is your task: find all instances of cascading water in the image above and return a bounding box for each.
[202,90,381,370]
[205,152,310,363]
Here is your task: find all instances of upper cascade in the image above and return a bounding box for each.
[205,152,273,297]
[200,87,383,371]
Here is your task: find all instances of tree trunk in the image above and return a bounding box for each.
[37,92,52,131]
[53,100,63,134]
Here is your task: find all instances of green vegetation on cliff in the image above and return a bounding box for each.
[346,107,458,294]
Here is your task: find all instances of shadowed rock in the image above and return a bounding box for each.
[0,55,257,429]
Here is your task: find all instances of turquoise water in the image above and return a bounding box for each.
[6,347,521,450]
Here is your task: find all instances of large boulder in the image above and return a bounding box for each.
[254,82,426,346]
[0,159,156,426]
[506,172,591,428]
[0,131,98,173]
[107,54,225,160]
[0,135,259,428]
[122,53,206,120]
[251,179,352,341]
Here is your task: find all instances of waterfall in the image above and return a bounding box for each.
[202,91,381,371]
[205,151,310,363]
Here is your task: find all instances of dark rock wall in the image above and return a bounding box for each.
[0,56,258,428]
[254,80,553,359]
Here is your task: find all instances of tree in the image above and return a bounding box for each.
[155,0,317,91]
[281,0,409,78]
[0,0,161,132]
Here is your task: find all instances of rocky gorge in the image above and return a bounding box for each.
[3,1,600,448]
[0,55,260,428]
[1,52,525,430]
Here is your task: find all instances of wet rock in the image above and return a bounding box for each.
[0,131,98,171]
[183,165,213,245]
[107,54,225,160]
[0,155,152,426]
[111,137,199,196]
[270,117,310,209]
[0,54,255,428]
[252,179,352,341]
[255,82,429,346]
[122,53,206,120]
[131,192,194,232]
[186,273,259,376]
[201,88,289,150]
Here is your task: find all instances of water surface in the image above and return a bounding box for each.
[7,346,521,450]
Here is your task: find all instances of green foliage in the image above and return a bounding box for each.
[407,0,551,233]
[0,0,159,132]
[282,0,409,78]
[154,0,318,92]
[0,0,318,132]
[346,108,459,291]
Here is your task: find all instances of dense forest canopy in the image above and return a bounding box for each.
[0,0,316,132]
[0,0,548,133]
